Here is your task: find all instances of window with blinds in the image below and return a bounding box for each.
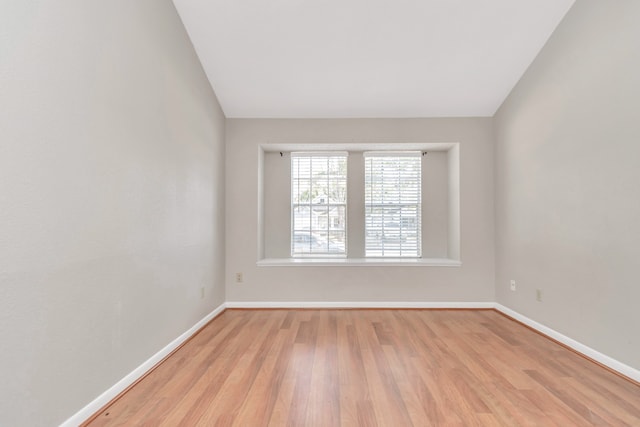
[291,152,347,256]
[364,152,421,257]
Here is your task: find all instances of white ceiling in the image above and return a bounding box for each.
[172,0,574,118]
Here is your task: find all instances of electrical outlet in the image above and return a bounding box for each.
[536,289,543,302]
[510,280,516,291]
[236,272,243,283]
[200,287,205,299]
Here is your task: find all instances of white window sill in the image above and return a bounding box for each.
[256,258,462,267]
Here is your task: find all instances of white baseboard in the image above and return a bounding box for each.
[60,303,226,427]
[61,300,638,427]
[494,303,640,383]
[228,301,638,383]
[225,301,495,309]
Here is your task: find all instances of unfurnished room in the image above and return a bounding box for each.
[1,0,639,425]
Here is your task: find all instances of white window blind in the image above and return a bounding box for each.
[291,152,347,256]
[364,152,421,257]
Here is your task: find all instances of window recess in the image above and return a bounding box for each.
[258,142,460,266]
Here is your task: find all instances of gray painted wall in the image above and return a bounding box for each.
[226,118,495,303]
[494,0,640,370]
[0,1,226,425]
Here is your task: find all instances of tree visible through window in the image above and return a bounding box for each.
[291,153,347,256]
[365,152,421,257]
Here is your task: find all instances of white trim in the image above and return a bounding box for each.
[226,301,639,382]
[262,142,457,153]
[494,303,640,383]
[257,257,462,267]
[363,150,422,158]
[290,151,349,157]
[59,303,227,427]
[61,301,639,427]
[225,301,493,309]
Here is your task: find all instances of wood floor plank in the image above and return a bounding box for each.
[232,327,292,426]
[84,309,640,426]
[561,376,637,426]
[267,320,306,426]
[195,313,282,426]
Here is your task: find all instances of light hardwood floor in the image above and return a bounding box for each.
[84,309,640,426]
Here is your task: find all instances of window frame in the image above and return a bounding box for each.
[364,151,422,258]
[290,152,348,258]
